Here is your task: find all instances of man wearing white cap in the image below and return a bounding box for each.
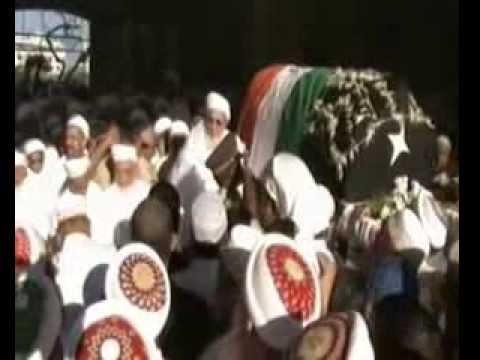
[54,156,104,242]
[53,192,115,343]
[186,91,238,163]
[98,143,150,245]
[23,138,47,174]
[15,150,51,239]
[159,120,219,252]
[63,114,90,159]
[173,191,228,313]
[24,138,74,220]
[48,114,92,200]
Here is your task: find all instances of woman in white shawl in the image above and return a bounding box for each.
[97,144,151,246]
[259,152,335,240]
[186,92,232,163]
[158,120,219,252]
[15,150,51,239]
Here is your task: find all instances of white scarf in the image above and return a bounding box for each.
[187,120,229,163]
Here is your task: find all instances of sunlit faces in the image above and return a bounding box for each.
[26,151,45,174]
[135,127,156,161]
[205,109,227,140]
[64,126,88,159]
[114,161,138,188]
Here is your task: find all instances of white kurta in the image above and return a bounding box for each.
[167,148,219,250]
[15,174,52,240]
[54,232,116,343]
[55,182,104,241]
[186,121,229,163]
[96,179,150,246]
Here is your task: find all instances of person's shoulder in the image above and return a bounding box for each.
[171,283,210,314]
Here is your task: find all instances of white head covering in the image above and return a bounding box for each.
[15,271,62,360]
[206,92,231,123]
[111,144,138,163]
[56,192,88,223]
[64,300,164,360]
[288,311,374,360]
[245,233,321,350]
[64,156,90,179]
[263,153,334,236]
[192,191,228,245]
[67,114,90,139]
[24,138,46,156]
[170,120,190,138]
[154,116,172,135]
[15,150,27,167]
[105,243,171,338]
[415,190,447,250]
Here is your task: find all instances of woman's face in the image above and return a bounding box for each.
[205,110,227,140]
[27,151,45,174]
[64,126,87,159]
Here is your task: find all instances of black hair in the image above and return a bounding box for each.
[372,295,443,360]
[148,181,181,233]
[125,94,155,121]
[131,197,175,262]
[65,98,89,119]
[119,108,152,143]
[152,96,171,119]
[264,218,296,238]
[93,94,125,124]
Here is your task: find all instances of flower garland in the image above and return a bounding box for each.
[311,68,435,182]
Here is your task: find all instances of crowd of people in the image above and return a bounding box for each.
[15,75,458,359]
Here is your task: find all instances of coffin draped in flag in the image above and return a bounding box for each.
[239,65,437,201]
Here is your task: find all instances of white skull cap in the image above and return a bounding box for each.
[105,243,171,338]
[245,233,321,350]
[64,156,90,179]
[65,299,163,360]
[154,117,172,135]
[111,144,138,163]
[24,138,46,155]
[67,114,90,139]
[206,91,231,123]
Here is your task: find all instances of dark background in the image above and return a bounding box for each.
[14,0,458,141]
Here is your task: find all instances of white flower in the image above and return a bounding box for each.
[392,194,406,211]
[380,205,392,220]
[394,175,409,194]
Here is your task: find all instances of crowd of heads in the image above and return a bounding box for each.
[15,75,458,360]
